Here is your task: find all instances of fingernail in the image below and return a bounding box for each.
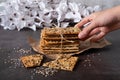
[78,33,84,39]
[74,25,78,28]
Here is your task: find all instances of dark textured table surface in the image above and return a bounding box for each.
[0,27,120,80]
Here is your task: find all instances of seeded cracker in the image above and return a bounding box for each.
[39,27,81,54]
[20,54,43,68]
[43,27,80,36]
[43,56,78,71]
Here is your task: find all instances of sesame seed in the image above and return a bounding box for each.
[1,47,58,80]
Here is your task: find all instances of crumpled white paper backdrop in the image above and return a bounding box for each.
[0,0,101,31]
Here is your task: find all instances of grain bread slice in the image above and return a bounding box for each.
[20,54,43,68]
[42,56,78,71]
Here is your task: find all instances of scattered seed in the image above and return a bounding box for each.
[1,47,58,80]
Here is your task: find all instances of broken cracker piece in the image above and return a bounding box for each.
[20,54,43,68]
[43,56,78,71]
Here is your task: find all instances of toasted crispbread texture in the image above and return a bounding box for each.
[40,46,79,50]
[42,50,79,53]
[40,44,80,47]
[43,37,79,40]
[43,56,78,71]
[40,51,79,54]
[43,27,80,36]
[40,39,80,46]
[20,54,43,68]
[39,27,81,54]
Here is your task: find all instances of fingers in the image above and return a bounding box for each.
[89,28,100,36]
[75,17,91,28]
[78,22,98,39]
[78,27,100,41]
[75,13,96,28]
[78,27,107,42]
[91,31,106,42]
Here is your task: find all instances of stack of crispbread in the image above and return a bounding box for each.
[39,27,81,54]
